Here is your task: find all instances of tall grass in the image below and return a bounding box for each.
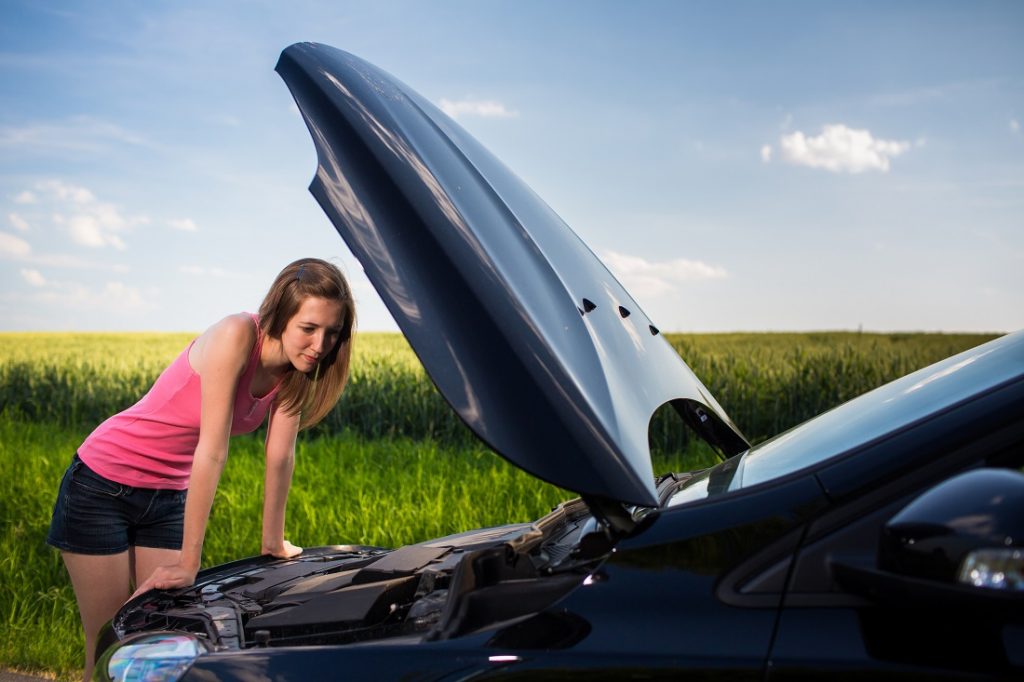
[0,331,1000,446]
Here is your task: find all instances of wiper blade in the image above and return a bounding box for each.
[655,471,697,507]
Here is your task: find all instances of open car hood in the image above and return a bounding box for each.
[276,43,749,508]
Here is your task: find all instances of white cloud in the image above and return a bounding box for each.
[39,179,96,204]
[37,180,144,250]
[14,190,36,204]
[8,213,30,232]
[168,217,198,232]
[601,250,727,298]
[62,214,127,249]
[20,268,46,286]
[1012,119,1021,134]
[760,145,773,162]
[0,232,32,258]
[778,124,910,173]
[438,98,518,120]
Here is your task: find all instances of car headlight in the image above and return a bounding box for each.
[96,632,207,682]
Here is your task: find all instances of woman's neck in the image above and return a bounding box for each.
[259,336,291,377]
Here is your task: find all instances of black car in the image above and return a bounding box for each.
[96,44,1024,681]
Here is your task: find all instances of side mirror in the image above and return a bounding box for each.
[881,468,1023,591]
[832,468,1024,609]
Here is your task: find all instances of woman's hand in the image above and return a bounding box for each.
[130,563,198,600]
[262,539,303,559]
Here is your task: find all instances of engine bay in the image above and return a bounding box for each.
[114,498,605,650]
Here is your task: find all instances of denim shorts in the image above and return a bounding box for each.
[46,453,187,555]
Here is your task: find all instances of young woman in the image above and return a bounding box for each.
[46,258,355,681]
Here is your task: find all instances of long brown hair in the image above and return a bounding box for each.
[258,258,356,430]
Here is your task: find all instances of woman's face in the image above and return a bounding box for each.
[280,296,345,372]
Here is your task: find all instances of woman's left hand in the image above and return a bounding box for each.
[130,562,199,600]
[262,539,303,559]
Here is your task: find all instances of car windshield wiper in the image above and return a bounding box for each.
[655,471,698,507]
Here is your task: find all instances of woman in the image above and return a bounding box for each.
[46,258,355,681]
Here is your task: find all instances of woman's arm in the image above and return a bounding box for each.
[132,315,254,597]
[261,402,302,558]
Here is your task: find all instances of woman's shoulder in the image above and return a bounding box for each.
[214,312,258,337]
[189,313,258,375]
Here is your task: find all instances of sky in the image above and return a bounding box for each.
[1,1,1022,333]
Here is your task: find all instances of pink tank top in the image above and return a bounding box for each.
[78,314,282,490]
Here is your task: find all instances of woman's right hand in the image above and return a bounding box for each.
[130,563,198,600]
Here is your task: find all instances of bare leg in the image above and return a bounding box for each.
[61,551,132,682]
[131,545,183,589]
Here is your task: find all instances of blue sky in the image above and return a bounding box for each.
[1,1,1021,332]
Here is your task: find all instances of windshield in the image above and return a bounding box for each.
[667,333,1019,507]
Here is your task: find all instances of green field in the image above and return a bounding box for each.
[0,331,1000,679]
[0,330,997,445]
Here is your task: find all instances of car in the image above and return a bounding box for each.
[95,43,1024,681]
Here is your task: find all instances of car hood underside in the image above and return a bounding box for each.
[275,43,748,508]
